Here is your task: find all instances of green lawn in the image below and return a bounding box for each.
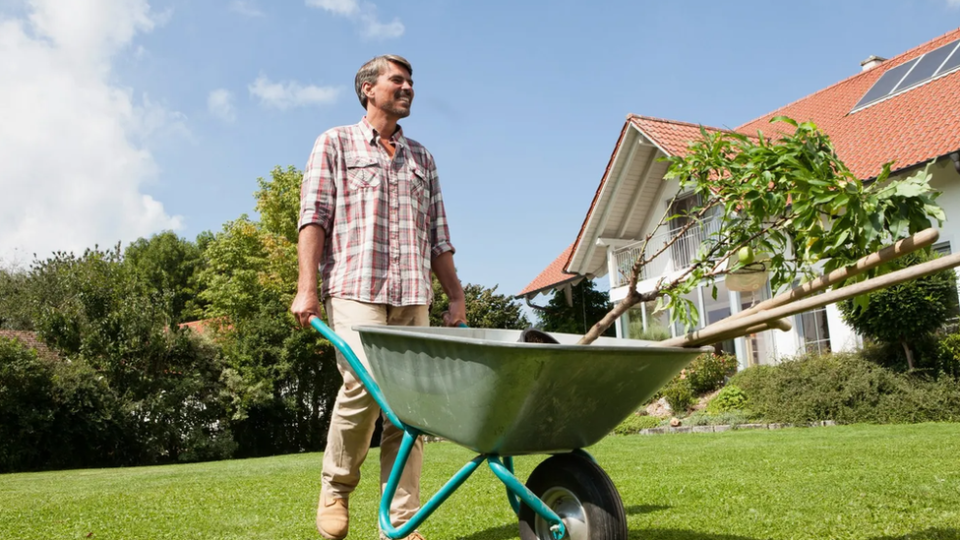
[2,423,959,540]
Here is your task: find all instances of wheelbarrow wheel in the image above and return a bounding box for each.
[518,452,627,540]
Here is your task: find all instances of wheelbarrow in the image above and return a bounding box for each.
[310,229,960,540]
[310,317,709,540]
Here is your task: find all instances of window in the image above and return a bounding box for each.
[932,241,960,322]
[667,193,720,269]
[797,307,831,356]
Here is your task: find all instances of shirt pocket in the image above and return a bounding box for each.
[411,168,430,231]
[346,158,381,190]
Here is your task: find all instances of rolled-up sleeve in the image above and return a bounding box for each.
[298,132,337,233]
[425,155,455,259]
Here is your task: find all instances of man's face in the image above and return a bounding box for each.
[365,61,414,118]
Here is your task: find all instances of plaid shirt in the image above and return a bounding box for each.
[298,117,455,306]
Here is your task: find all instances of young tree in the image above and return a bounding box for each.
[537,279,615,336]
[582,118,945,344]
[198,166,340,457]
[839,249,958,370]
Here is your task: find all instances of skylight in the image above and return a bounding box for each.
[852,39,960,112]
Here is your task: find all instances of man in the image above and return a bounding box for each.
[290,54,466,540]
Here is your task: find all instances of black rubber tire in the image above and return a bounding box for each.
[518,453,627,540]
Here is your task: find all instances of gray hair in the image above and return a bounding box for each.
[355,55,413,109]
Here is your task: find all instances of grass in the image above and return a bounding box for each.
[2,423,960,540]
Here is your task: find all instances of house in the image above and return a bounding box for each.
[517,27,960,368]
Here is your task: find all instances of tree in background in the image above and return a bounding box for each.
[9,245,233,467]
[197,166,339,457]
[537,280,615,336]
[839,249,958,371]
[124,231,207,324]
[0,267,32,330]
[429,277,530,329]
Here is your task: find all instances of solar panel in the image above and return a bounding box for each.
[896,40,959,91]
[853,58,918,110]
[937,41,960,76]
[852,39,960,112]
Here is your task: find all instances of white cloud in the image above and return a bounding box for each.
[229,0,263,17]
[949,0,960,7]
[0,0,183,263]
[306,0,404,40]
[208,88,236,122]
[306,0,358,17]
[248,74,340,110]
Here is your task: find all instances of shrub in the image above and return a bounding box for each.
[662,378,695,413]
[707,385,748,413]
[0,338,55,472]
[935,333,960,380]
[0,337,140,472]
[684,410,751,427]
[728,351,960,424]
[613,414,661,435]
[685,352,738,394]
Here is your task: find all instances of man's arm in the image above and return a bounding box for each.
[291,224,326,327]
[431,251,466,326]
[291,131,336,328]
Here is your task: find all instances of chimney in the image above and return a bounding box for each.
[860,55,887,71]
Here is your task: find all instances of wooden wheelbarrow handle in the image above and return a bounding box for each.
[661,229,953,348]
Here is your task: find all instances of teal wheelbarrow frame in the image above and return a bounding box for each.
[310,317,707,540]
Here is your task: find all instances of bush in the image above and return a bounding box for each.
[613,413,661,435]
[662,378,695,413]
[0,337,139,472]
[685,352,738,394]
[0,338,55,472]
[935,333,960,380]
[728,352,960,424]
[684,410,752,427]
[707,385,748,413]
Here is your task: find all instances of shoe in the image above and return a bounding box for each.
[317,495,349,540]
[380,530,425,540]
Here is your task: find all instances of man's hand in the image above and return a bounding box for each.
[291,289,321,328]
[443,298,467,327]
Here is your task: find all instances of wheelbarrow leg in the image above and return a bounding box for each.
[379,429,485,539]
[487,457,567,540]
[503,456,521,516]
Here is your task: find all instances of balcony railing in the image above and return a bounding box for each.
[611,217,722,288]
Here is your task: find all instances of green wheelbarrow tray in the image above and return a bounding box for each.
[309,317,708,540]
[355,325,709,455]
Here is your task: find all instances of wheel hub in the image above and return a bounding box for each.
[534,487,589,540]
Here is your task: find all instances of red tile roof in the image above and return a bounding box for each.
[517,242,579,297]
[0,330,59,360]
[630,115,734,156]
[737,26,960,179]
[521,27,960,297]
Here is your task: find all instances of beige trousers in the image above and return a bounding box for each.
[321,297,428,527]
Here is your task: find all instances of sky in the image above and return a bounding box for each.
[1,0,960,307]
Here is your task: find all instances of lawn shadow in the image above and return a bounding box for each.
[628,529,760,540]
[456,522,517,540]
[867,529,960,540]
